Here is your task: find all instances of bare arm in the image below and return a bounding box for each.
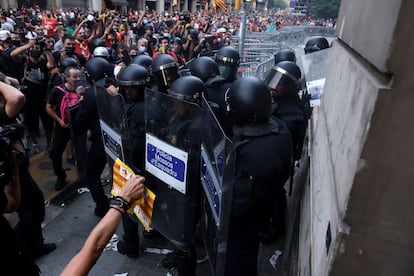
[100,20,115,40]
[46,102,67,128]
[72,19,88,39]
[10,40,33,62]
[0,81,25,119]
[44,49,56,69]
[61,175,145,276]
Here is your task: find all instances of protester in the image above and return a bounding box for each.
[61,175,145,276]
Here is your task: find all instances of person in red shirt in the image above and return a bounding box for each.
[72,18,101,60]
[42,14,58,37]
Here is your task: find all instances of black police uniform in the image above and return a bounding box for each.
[225,118,292,276]
[160,105,201,276]
[272,92,307,161]
[72,86,109,216]
[119,99,146,255]
[0,108,40,275]
[115,64,150,257]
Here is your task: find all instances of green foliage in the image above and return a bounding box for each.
[268,0,288,10]
[308,0,341,18]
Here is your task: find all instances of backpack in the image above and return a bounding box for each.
[55,85,79,123]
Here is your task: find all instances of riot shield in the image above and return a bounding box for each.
[69,103,87,186]
[94,86,130,163]
[145,88,201,251]
[199,95,235,276]
[298,48,331,107]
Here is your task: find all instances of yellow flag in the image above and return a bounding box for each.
[215,0,227,11]
[112,158,156,231]
[204,1,209,12]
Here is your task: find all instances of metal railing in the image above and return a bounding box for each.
[233,26,336,79]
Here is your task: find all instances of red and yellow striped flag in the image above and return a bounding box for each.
[215,0,227,11]
[112,158,156,231]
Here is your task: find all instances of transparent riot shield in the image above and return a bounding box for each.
[69,102,87,185]
[94,86,130,163]
[199,95,235,276]
[145,88,201,251]
[298,48,331,107]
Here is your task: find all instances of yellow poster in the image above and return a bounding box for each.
[112,158,156,231]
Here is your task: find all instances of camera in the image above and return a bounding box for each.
[36,37,46,50]
[0,123,26,157]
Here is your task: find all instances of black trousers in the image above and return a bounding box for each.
[49,126,71,180]
[15,158,46,258]
[86,139,108,208]
[225,221,260,276]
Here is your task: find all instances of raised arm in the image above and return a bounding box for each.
[61,175,145,276]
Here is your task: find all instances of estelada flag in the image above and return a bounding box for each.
[215,0,227,11]
[112,158,156,231]
[204,2,209,12]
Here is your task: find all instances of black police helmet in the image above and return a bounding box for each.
[274,49,296,65]
[118,64,150,87]
[59,57,79,72]
[152,54,179,88]
[173,37,182,46]
[264,61,301,91]
[189,56,220,83]
[215,46,240,80]
[227,77,272,125]
[88,38,106,53]
[131,55,153,72]
[169,76,206,105]
[304,36,329,54]
[85,57,114,82]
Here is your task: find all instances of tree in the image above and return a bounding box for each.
[308,0,341,18]
[268,0,288,10]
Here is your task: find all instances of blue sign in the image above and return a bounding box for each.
[201,146,222,226]
[147,143,186,181]
[145,134,188,194]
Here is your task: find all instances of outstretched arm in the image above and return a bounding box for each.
[61,175,145,276]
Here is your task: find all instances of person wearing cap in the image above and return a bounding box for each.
[0,34,21,79]
[171,37,186,66]
[0,30,11,52]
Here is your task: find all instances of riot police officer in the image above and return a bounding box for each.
[72,57,115,217]
[88,38,106,55]
[304,36,330,54]
[151,54,180,93]
[115,64,151,258]
[189,56,232,136]
[262,60,305,243]
[265,61,305,160]
[158,76,206,275]
[274,48,296,65]
[92,46,110,60]
[215,46,240,84]
[225,77,292,275]
[131,54,153,73]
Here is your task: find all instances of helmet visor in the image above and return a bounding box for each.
[216,59,236,80]
[155,64,179,87]
[264,66,300,90]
